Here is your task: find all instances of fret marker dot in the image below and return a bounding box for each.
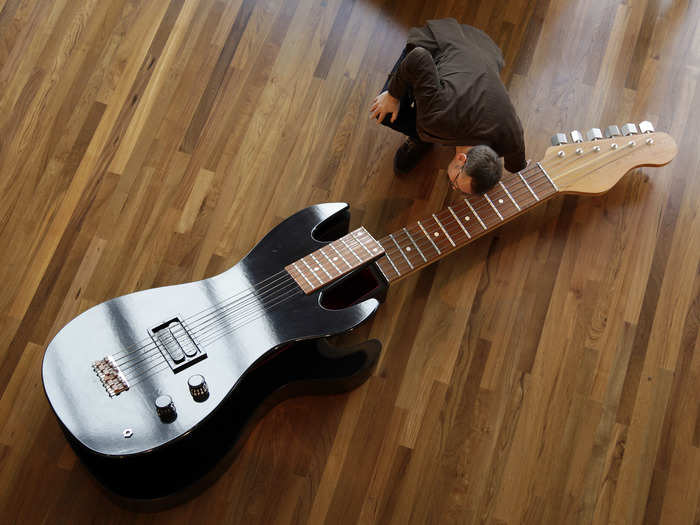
[465,216,470,221]
[333,257,338,261]
[406,246,411,251]
[373,248,378,252]
[434,232,439,237]
[498,198,504,204]
[314,267,319,271]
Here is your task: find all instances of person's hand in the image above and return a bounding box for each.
[370,91,399,123]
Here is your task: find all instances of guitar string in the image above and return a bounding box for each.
[112,238,376,368]
[117,278,301,372]
[110,234,377,361]
[110,268,289,359]
[127,288,306,385]
[115,141,642,364]
[175,142,640,356]
[125,286,305,380]
[113,230,394,370]
[111,164,554,371]
[117,151,633,385]
[115,150,627,376]
[117,167,557,377]
[370,141,649,271]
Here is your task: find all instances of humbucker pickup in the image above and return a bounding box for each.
[149,317,206,373]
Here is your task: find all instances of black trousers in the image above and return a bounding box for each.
[379,47,421,141]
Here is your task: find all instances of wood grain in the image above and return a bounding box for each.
[0,0,698,523]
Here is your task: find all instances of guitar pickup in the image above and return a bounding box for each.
[150,317,206,373]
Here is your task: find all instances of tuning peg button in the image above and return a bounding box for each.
[570,130,583,143]
[605,125,621,138]
[639,121,654,133]
[551,133,568,146]
[621,123,638,136]
[586,128,603,141]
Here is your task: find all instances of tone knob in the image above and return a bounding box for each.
[621,123,638,136]
[188,374,209,401]
[604,125,621,138]
[551,133,568,146]
[586,128,603,141]
[570,130,583,143]
[155,395,176,422]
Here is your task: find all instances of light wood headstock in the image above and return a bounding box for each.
[540,124,678,195]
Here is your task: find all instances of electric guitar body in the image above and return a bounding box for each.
[42,202,385,501]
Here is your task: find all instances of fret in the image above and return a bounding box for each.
[361,158,563,286]
[465,198,487,230]
[453,204,479,237]
[286,228,385,294]
[382,247,402,276]
[375,256,398,282]
[352,230,374,257]
[538,162,558,191]
[499,181,521,211]
[292,262,314,290]
[394,229,422,267]
[403,227,427,262]
[519,172,539,201]
[433,214,455,247]
[319,247,342,274]
[483,193,503,221]
[389,233,413,269]
[329,242,351,268]
[417,220,441,255]
[490,183,519,218]
[340,237,362,262]
[421,217,452,253]
[310,253,333,279]
[301,258,323,284]
[448,206,471,239]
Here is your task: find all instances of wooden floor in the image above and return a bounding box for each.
[1,0,698,523]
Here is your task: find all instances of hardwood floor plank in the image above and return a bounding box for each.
[1,1,699,522]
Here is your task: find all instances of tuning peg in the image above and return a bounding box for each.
[604,125,621,138]
[621,123,638,136]
[639,121,654,133]
[570,130,583,143]
[551,133,568,146]
[586,128,603,141]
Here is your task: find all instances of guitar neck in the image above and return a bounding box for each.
[373,162,558,283]
[287,129,677,292]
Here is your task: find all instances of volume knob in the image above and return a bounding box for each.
[155,395,176,422]
[188,374,209,402]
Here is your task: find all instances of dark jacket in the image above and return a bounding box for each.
[387,19,526,173]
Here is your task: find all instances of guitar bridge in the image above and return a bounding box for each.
[149,317,207,373]
[92,355,129,396]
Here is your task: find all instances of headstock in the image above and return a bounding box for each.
[540,121,678,195]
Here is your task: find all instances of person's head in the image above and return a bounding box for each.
[448,145,503,194]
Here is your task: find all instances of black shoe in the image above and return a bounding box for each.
[393,138,432,175]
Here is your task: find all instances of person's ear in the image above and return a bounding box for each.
[458,153,467,163]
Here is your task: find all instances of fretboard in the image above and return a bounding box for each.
[285,227,385,293]
[374,163,558,282]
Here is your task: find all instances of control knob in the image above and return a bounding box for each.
[188,374,209,402]
[155,395,176,422]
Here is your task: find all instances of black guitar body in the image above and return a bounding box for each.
[42,203,387,503]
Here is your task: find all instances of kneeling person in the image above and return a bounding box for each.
[369,18,526,194]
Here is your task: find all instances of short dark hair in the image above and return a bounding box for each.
[464,145,503,193]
